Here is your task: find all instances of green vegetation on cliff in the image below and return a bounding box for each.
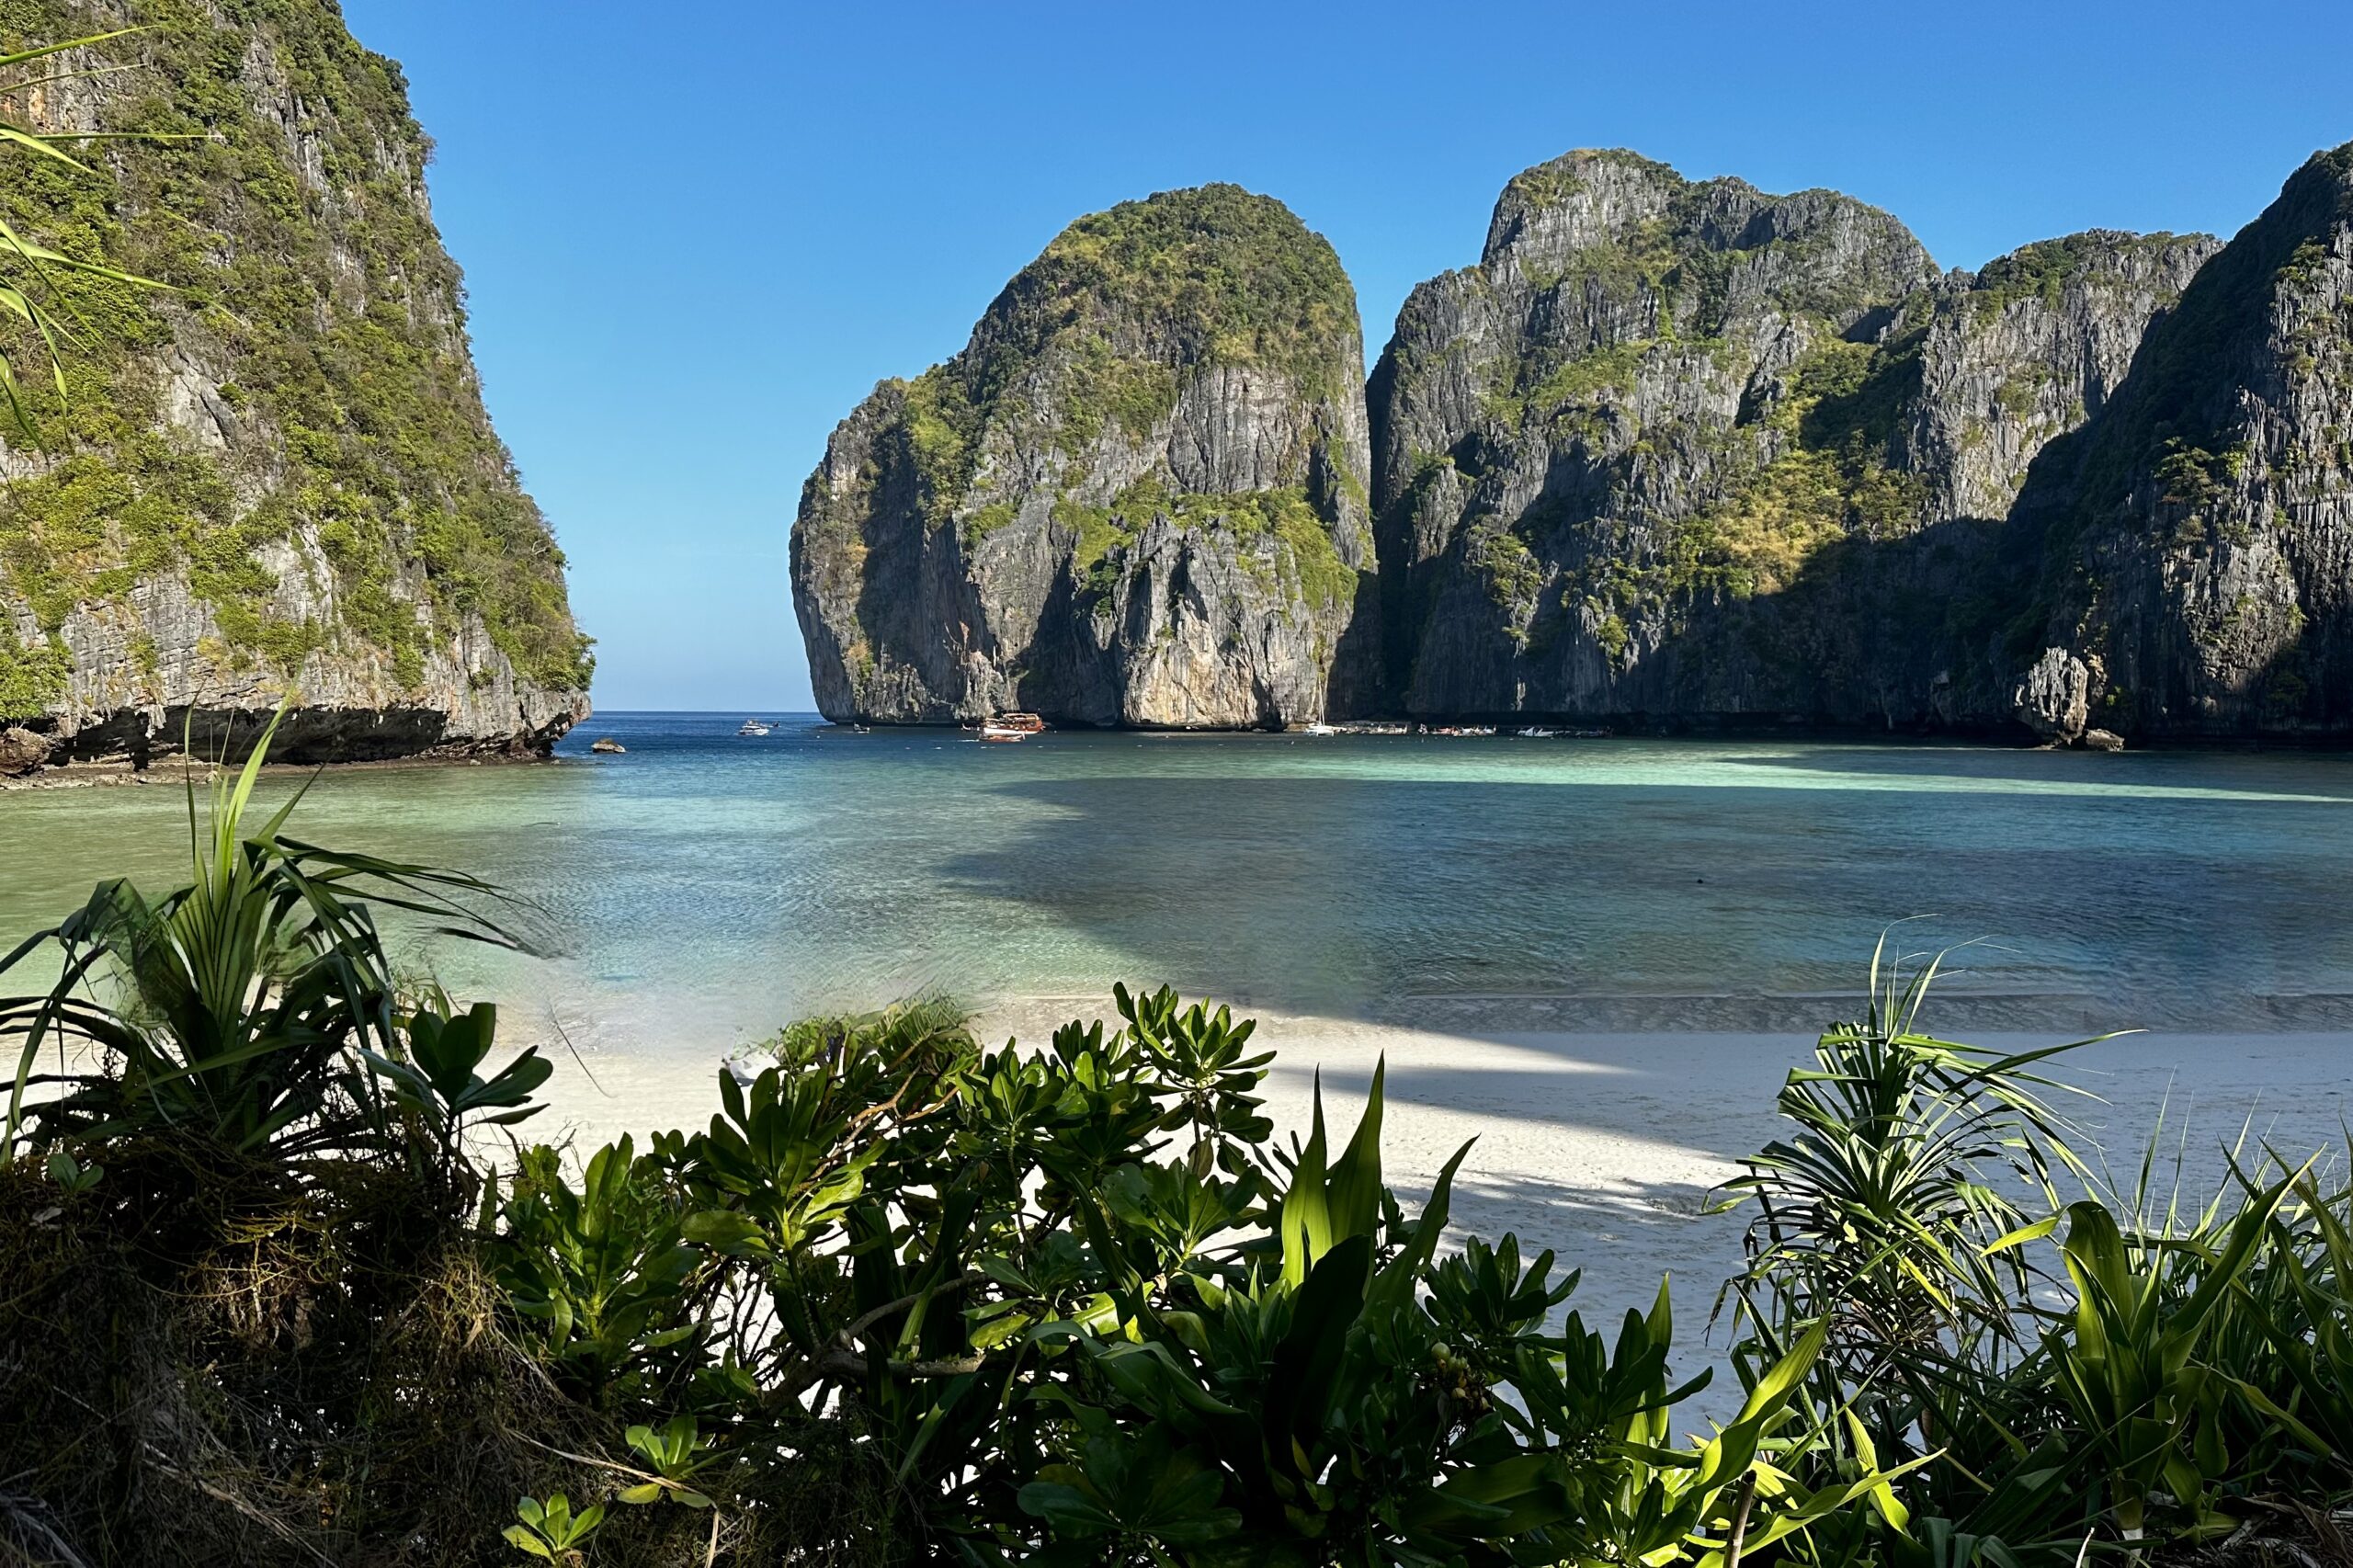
[885,184,1360,535]
[1681,334,1929,593]
[1026,182,1358,397]
[1497,146,1677,214]
[1496,152,1927,335]
[0,0,590,701]
[1965,229,2193,323]
[0,618,67,712]
[1054,476,1356,609]
[1473,268,1934,660]
[1549,331,1930,668]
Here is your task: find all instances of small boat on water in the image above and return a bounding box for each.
[1300,722,1338,737]
[737,719,773,736]
[589,736,626,754]
[977,710,1045,743]
[1517,727,1556,739]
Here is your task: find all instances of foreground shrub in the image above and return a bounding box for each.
[485,993,1898,1564]
[7,740,2353,1564]
[1714,946,2353,1564]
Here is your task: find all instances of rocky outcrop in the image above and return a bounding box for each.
[802,142,2353,744]
[791,185,1375,727]
[0,725,45,776]
[2012,646,2097,742]
[2011,146,2353,740]
[0,4,589,769]
[1367,148,2224,733]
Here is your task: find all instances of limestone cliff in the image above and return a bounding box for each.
[790,184,1376,728]
[2008,147,2353,741]
[0,0,590,769]
[1368,148,2222,733]
[801,144,2353,744]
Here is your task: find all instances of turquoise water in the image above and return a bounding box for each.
[3,712,2352,1060]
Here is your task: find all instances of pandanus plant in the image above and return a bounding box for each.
[2,707,540,1165]
[1717,937,2106,1479]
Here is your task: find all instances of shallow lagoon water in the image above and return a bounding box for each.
[3,712,2351,1061]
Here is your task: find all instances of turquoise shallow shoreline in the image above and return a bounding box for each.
[3,711,2351,1062]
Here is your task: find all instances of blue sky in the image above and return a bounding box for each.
[341,0,2353,713]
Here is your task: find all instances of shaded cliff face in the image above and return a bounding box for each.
[2011,147,2353,741]
[0,0,590,768]
[1368,148,2228,731]
[804,143,2353,742]
[791,184,1375,728]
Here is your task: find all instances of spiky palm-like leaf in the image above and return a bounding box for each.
[3,707,530,1157]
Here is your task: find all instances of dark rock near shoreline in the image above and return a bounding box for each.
[0,725,49,776]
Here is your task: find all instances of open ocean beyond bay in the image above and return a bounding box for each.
[4,712,2353,1062]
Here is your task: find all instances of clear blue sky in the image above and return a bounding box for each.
[340,0,2353,713]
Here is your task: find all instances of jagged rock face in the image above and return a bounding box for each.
[791,184,1376,727]
[0,3,590,767]
[1367,148,2235,731]
[804,143,2353,742]
[2016,148,2353,740]
[1370,150,1940,717]
[1904,232,2220,524]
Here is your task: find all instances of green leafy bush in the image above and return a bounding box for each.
[1712,941,2353,1564]
[459,989,1915,1566]
[9,757,2353,1563]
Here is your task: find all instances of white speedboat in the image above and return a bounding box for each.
[1301,722,1338,736]
[1518,727,1556,738]
[737,719,773,736]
